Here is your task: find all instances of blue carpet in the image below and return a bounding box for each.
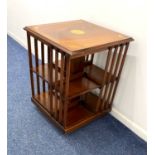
[7,35,147,155]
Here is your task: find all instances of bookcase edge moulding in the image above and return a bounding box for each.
[24,20,134,133]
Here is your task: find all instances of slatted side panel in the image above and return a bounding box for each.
[27,33,68,126]
[104,45,124,109]
[108,43,129,109]
[96,47,112,112]
[98,43,129,111]
[100,45,118,110]
[30,37,47,95]
[48,47,66,124]
[27,33,41,97]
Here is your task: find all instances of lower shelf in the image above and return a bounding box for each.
[67,104,94,128]
[32,92,111,133]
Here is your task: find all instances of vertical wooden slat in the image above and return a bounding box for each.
[85,55,89,63]
[113,45,124,78]
[48,46,51,90]
[64,54,71,127]
[27,33,35,96]
[105,83,114,109]
[34,38,40,94]
[90,54,94,64]
[101,46,118,110]
[41,42,45,92]
[54,48,59,120]
[59,51,65,123]
[105,44,124,109]
[49,46,53,115]
[48,46,51,64]
[96,48,112,112]
[109,43,129,107]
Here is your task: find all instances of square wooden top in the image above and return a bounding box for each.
[24,20,133,55]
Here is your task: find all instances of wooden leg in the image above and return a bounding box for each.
[34,38,40,94]
[54,48,59,120]
[41,42,45,92]
[27,33,35,96]
[64,55,71,128]
[49,46,54,116]
[59,51,65,123]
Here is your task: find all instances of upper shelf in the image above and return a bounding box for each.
[24,20,133,55]
[32,64,118,98]
[32,64,100,99]
[84,64,118,85]
[68,77,99,99]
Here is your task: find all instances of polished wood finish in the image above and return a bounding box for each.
[59,52,65,123]
[24,20,133,133]
[32,64,99,99]
[24,20,133,55]
[34,38,40,94]
[49,46,54,116]
[84,64,117,85]
[41,42,45,92]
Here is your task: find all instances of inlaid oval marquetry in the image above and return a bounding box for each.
[70,29,85,35]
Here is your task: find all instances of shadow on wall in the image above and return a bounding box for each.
[113,54,137,120]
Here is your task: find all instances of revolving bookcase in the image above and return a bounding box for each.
[24,20,133,133]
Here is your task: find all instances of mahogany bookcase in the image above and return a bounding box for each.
[24,20,133,133]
